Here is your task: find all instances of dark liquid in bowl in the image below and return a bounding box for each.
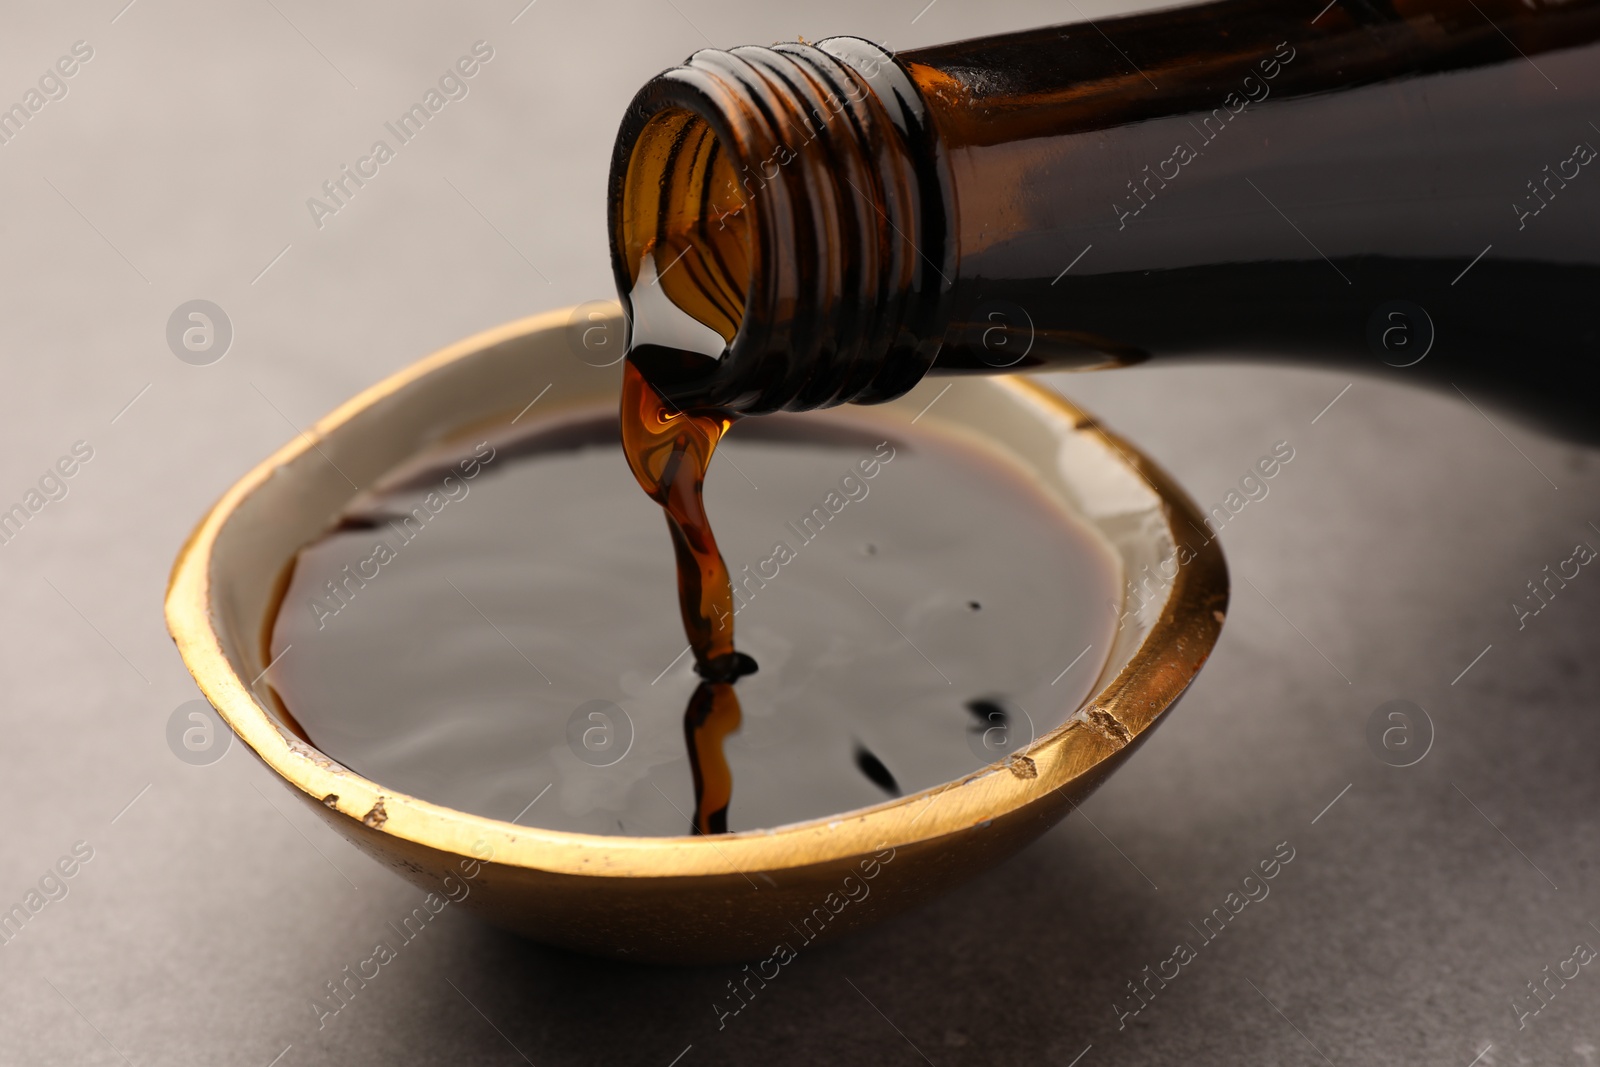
[265,405,1119,836]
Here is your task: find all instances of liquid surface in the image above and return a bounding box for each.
[266,407,1121,836]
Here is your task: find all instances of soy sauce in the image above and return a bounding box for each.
[264,404,1119,836]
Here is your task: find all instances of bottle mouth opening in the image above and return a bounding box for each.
[608,41,951,414]
[618,107,752,362]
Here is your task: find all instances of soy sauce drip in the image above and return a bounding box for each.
[853,743,901,797]
[620,359,756,833]
[683,682,743,834]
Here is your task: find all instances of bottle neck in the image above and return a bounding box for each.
[610,0,1600,425]
[608,38,954,414]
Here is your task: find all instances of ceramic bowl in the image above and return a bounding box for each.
[165,305,1227,964]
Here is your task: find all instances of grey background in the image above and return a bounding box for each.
[2,0,1596,1064]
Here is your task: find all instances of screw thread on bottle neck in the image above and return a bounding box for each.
[609,38,953,414]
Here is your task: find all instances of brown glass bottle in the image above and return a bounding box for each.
[609,0,1600,438]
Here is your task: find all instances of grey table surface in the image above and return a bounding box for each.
[2,1,1597,1064]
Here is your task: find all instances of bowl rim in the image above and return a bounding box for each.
[165,307,1228,880]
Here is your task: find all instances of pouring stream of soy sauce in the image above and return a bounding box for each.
[619,358,756,834]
